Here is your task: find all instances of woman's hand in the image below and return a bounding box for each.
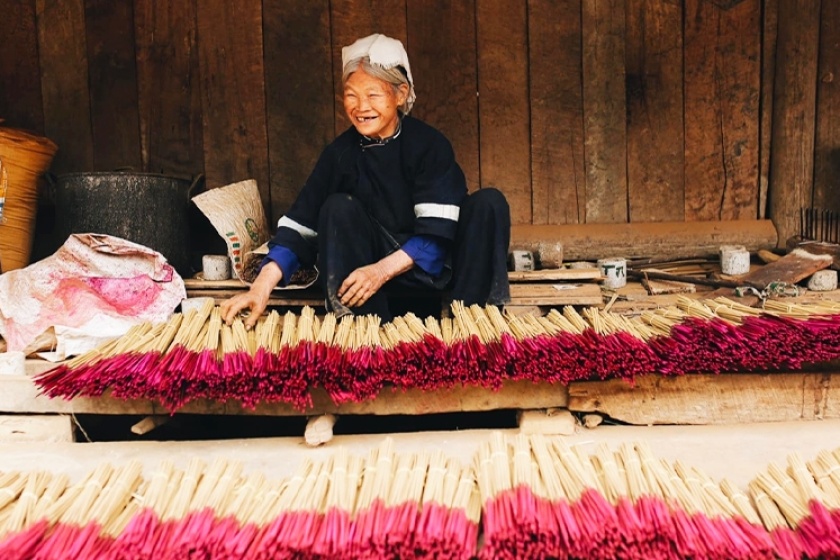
[339,250,414,308]
[220,261,283,329]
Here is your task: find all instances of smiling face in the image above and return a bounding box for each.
[343,67,408,140]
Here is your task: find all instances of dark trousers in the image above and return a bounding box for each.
[317,188,511,321]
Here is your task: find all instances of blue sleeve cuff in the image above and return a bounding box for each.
[401,235,447,277]
[260,245,301,287]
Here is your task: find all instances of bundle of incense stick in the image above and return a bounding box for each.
[0,438,480,559]
[476,435,840,560]
[3,435,840,559]
[34,297,840,411]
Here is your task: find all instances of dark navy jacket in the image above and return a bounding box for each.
[268,116,467,270]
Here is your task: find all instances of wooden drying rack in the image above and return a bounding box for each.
[183,267,607,312]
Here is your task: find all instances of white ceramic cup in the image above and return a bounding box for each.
[597,257,627,289]
[720,245,750,275]
[202,254,231,281]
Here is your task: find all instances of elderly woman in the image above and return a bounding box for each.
[222,33,510,326]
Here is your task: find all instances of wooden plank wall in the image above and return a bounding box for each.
[0,0,836,246]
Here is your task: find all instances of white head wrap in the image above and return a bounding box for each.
[342,33,416,113]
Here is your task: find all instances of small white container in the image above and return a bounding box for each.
[597,257,627,289]
[807,269,838,292]
[720,245,750,275]
[202,254,231,281]
[509,250,535,271]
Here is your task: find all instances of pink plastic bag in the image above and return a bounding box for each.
[0,233,186,353]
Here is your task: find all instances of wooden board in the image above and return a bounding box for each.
[408,0,480,192]
[813,0,840,213]
[759,0,777,219]
[36,0,94,174]
[794,241,840,269]
[185,278,250,289]
[508,268,602,282]
[508,283,602,306]
[0,0,44,132]
[0,370,568,417]
[625,0,684,222]
[511,220,778,261]
[186,269,602,287]
[736,248,832,288]
[0,414,74,443]
[85,0,142,170]
[683,0,760,221]
[568,372,840,425]
[134,0,204,177]
[529,0,585,224]
[767,0,820,246]
[263,0,334,221]
[641,277,696,296]
[197,0,270,210]
[582,0,627,224]
[477,0,531,224]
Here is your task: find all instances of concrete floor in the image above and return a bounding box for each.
[1,418,838,490]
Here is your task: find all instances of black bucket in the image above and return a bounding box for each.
[51,172,202,276]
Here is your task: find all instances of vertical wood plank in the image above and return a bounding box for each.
[0,0,44,132]
[477,0,531,224]
[263,1,335,223]
[329,0,407,137]
[529,0,585,224]
[759,0,778,219]
[134,0,203,178]
[84,0,142,170]
[197,0,271,211]
[36,0,94,173]
[768,0,820,246]
[407,0,480,192]
[683,0,760,221]
[625,0,684,222]
[582,0,628,224]
[813,0,840,212]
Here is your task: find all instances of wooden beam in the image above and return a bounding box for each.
[263,0,333,222]
[759,0,778,219]
[36,0,94,174]
[134,0,203,178]
[767,0,821,246]
[582,0,627,224]
[0,372,569,417]
[0,0,44,132]
[511,220,778,261]
[84,0,142,170]
[626,0,684,222]
[529,0,585,225]
[683,0,760,221]
[568,372,840,425]
[197,0,270,209]
[477,0,531,224]
[408,0,479,192]
[813,0,840,214]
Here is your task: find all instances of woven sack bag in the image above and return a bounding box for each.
[0,126,58,272]
[191,178,270,282]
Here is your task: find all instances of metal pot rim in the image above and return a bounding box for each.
[55,171,192,182]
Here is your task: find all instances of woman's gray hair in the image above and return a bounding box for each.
[342,56,415,115]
